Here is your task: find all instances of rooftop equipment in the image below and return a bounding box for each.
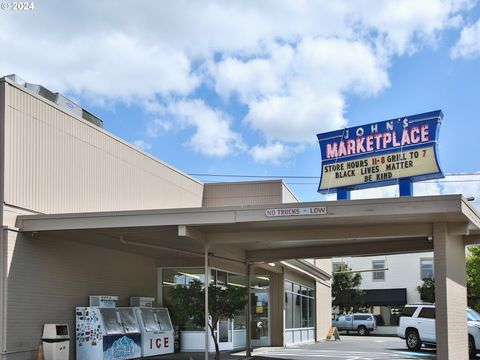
[4,74,103,128]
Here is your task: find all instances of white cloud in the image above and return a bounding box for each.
[150,99,245,157]
[146,119,174,137]
[223,38,390,143]
[133,140,152,151]
[0,32,200,104]
[438,174,480,207]
[353,0,472,55]
[211,43,294,103]
[451,19,480,58]
[0,0,473,161]
[250,142,303,165]
[246,92,347,143]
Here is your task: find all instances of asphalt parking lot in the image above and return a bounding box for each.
[154,335,480,359]
[156,336,437,359]
[246,336,437,360]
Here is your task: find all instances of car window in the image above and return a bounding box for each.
[468,308,480,321]
[354,315,372,321]
[345,316,351,321]
[418,307,435,319]
[400,306,418,317]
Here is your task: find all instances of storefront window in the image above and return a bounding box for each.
[308,297,315,327]
[162,268,246,332]
[252,276,270,290]
[284,281,315,330]
[228,273,247,330]
[217,271,228,286]
[162,268,205,331]
[301,289,308,327]
[285,281,293,329]
[229,274,246,288]
[234,312,246,330]
[163,268,205,287]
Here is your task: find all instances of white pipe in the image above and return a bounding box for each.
[205,244,209,360]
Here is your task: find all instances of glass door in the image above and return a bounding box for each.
[218,319,232,343]
[251,276,270,347]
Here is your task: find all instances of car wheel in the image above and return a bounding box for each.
[469,335,476,359]
[357,325,368,336]
[406,329,422,351]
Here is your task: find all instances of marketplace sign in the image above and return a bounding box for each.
[316,110,444,193]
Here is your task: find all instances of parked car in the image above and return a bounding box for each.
[397,304,480,358]
[332,313,376,335]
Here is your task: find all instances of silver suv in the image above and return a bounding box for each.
[397,304,480,358]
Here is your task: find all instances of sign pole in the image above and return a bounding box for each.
[336,188,351,200]
[399,179,413,197]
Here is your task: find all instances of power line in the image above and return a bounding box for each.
[190,173,319,179]
[192,172,480,181]
[202,179,479,185]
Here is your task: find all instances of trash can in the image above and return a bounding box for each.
[42,324,70,360]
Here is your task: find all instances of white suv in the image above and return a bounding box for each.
[397,304,480,358]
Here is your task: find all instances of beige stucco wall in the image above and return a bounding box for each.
[282,183,299,204]
[3,229,156,360]
[315,280,332,341]
[202,180,298,207]
[2,79,203,215]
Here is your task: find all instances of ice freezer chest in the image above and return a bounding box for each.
[76,307,141,360]
[133,307,174,357]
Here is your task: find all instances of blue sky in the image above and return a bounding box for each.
[1,0,479,205]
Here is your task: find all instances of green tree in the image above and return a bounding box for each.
[417,277,435,303]
[467,246,480,311]
[332,266,364,313]
[169,279,248,360]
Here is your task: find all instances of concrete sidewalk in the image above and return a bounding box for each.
[147,350,251,360]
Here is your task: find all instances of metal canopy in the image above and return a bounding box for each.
[14,195,480,263]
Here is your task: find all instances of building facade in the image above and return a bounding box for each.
[332,252,434,333]
[0,76,332,360]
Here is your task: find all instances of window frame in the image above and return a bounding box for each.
[420,258,434,280]
[372,260,386,281]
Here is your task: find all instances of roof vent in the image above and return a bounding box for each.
[5,74,26,86]
[55,93,83,118]
[25,83,57,103]
[5,74,103,128]
[82,109,103,128]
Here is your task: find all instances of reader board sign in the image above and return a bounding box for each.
[316,110,444,193]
